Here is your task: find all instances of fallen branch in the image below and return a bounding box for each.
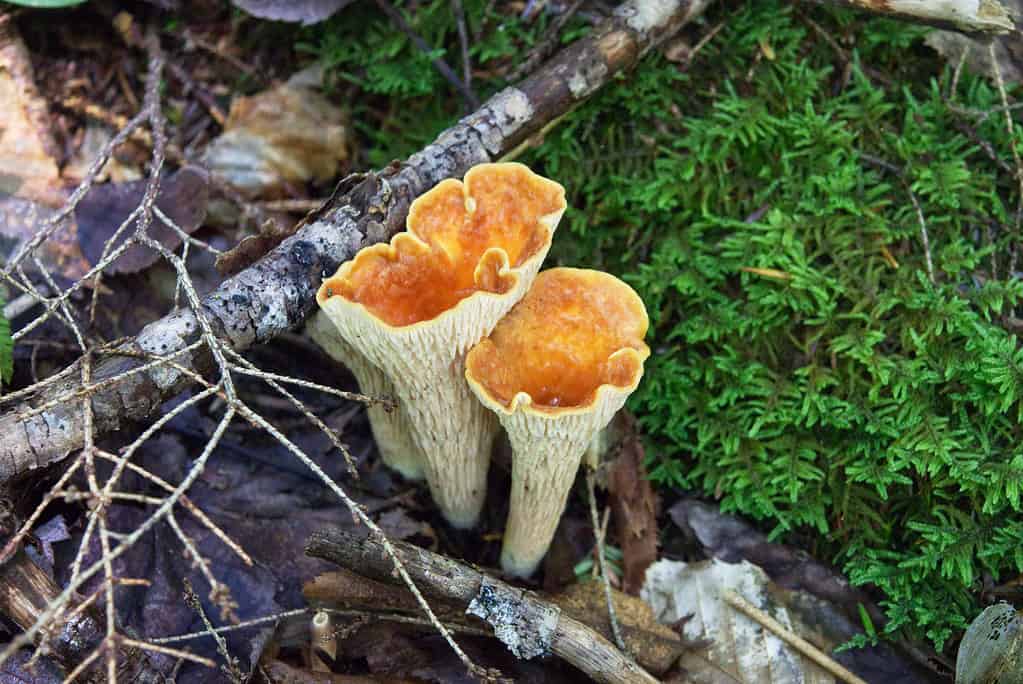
[306,528,660,684]
[0,0,712,487]
[0,549,166,681]
[806,0,1014,34]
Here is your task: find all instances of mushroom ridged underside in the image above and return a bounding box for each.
[306,311,425,481]
[464,268,650,576]
[317,163,567,528]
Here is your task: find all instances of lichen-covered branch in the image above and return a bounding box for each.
[0,0,712,486]
[306,527,660,684]
[806,0,1014,34]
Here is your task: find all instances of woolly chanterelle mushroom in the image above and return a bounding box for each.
[317,163,566,528]
[306,310,425,480]
[464,267,650,577]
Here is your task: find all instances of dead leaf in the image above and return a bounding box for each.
[62,125,143,184]
[956,602,1023,684]
[204,83,348,198]
[606,412,659,595]
[642,558,839,683]
[230,0,355,24]
[927,1,1023,84]
[668,499,883,626]
[553,580,688,676]
[75,166,209,274]
[215,217,295,276]
[0,22,62,206]
[0,195,90,282]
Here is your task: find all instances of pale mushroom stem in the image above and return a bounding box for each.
[402,357,500,528]
[306,312,425,480]
[500,417,598,577]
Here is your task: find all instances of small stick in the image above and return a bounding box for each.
[309,611,336,672]
[450,0,473,111]
[307,527,660,684]
[586,468,627,652]
[723,590,869,684]
[371,0,480,108]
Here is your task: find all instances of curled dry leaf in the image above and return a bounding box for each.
[0,196,90,282]
[204,83,349,198]
[604,412,659,595]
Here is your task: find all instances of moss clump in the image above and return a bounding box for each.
[302,0,1023,652]
[531,1,1023,653]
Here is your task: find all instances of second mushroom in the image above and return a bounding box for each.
[465,267,650,577]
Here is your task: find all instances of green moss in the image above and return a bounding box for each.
[301,0,1023,653]
[530,1,1023,653]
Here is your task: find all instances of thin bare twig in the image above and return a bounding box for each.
[372,0,480,108]
[586,468,627,653]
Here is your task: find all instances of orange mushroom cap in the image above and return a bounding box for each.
[465,267,650,415]
[318,164,566,328]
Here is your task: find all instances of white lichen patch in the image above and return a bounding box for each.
[615,0,680,35]
[136,311,197,390]
[466,578,559,659]
[494,87,533,132]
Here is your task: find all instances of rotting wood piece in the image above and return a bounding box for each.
[0,0,714,487]
[306,527,660,684]
[0,549,165,682]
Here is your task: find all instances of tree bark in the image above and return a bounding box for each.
[0,0,712,486]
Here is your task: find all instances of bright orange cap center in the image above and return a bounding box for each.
[320,164,566,327]
[466,268,650,411]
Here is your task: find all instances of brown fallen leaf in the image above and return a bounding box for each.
[0,21,62,206]
[0,195,90,282]
[75,166,210,274]
[606,412,660,595]
[203,82,349,198]
[215,217,296,276]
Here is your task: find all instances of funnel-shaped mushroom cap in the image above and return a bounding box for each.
[317,163,567,528]
[306,311,425,480]
[465,267,650,576]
